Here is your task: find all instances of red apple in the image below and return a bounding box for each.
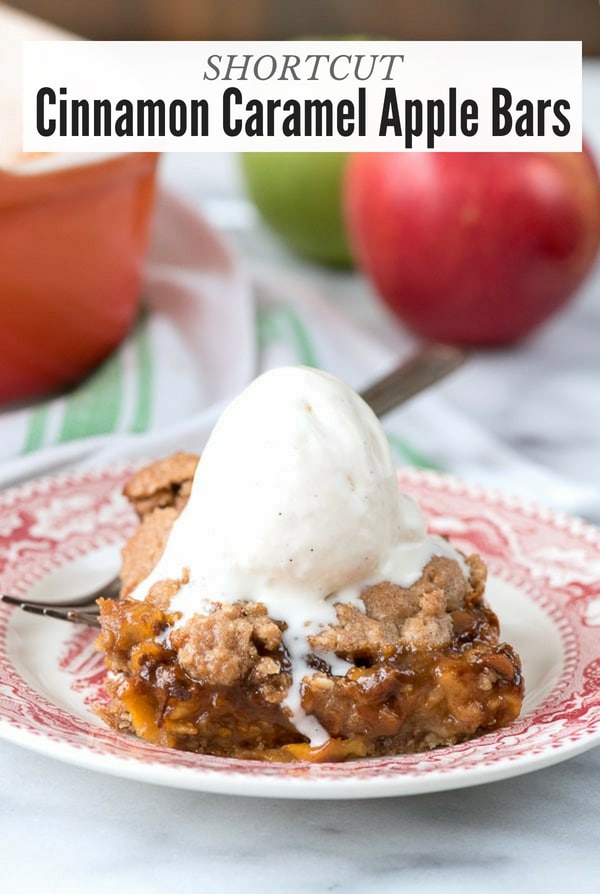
[344,150,600,345]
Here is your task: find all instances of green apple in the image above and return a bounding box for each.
[240,152,352,267]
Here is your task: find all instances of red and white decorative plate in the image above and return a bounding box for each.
[0,465,599,799]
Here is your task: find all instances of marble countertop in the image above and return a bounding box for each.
[2,61,600,894]
[2,737,599,894]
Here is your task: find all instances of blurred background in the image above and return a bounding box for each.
[0,0,599,513]
[6,0,600,53]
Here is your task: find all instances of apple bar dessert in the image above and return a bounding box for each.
[95,368,524,762]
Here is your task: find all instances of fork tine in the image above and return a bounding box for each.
[21,604,101,628]
[1,574,121,610]
[1,594,32,607]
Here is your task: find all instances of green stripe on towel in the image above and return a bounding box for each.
[58,351,124,442]
[22,405,50,454]
[131,319,153,433]
[284,307,318,368]
[257,306,318,368]
[386,432,440,470]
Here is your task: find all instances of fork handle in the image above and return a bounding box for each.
[360,344,468,418]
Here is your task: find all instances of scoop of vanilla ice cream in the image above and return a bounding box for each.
[142,366,415,604]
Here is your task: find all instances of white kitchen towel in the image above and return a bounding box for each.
[0,188,599,524]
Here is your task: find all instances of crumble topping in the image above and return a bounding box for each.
[171,602,286,697]
[123,451,198,519]
[120,507,179,597]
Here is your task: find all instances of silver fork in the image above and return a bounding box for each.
[1,575,122,627]
[1,343,468,626]
[360,343,467,417]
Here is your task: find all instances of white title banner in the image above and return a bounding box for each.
[23,40,582,152]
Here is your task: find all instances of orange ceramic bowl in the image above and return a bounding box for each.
[0,152,159,404]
